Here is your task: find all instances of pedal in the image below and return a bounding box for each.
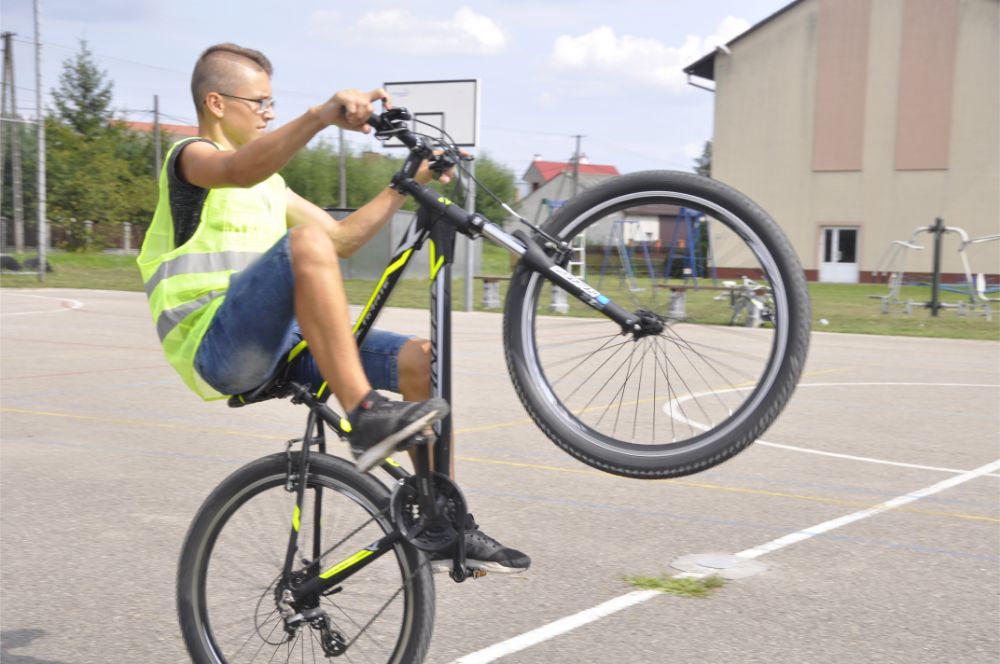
[398,430,435,452]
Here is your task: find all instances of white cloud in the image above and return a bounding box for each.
[333,7,506,56]
[682,141,704,159]
[549,16,750,92]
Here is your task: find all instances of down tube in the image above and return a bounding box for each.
[430,262,453,475]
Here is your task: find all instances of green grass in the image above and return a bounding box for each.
[1,251,145,291]
[624,573,727,598]
[3,246,997,341]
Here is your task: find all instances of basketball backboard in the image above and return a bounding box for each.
[383,79,480,147]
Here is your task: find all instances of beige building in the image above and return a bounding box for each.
[685,0,999,283]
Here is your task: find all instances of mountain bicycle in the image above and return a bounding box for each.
[176,107,811,662]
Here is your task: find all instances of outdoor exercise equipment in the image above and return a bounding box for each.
[542,197,580,313]
[871,219,997,318]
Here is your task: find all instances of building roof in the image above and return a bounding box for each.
[684,0,806,81]
[523,160,620,184]
[117,120,199,137]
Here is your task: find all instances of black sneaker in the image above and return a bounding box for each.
[430,514,531,575]
[348,391,449,473]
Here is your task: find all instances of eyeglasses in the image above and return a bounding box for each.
[216,92,275,115]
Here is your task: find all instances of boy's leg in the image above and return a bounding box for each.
[288,225,448,470]
[289,328,529,573]
[396,338,455,476]
[288,223,370,411]
[366,334,530,574]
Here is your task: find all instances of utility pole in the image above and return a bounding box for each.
[34,0,47,281]
[153,94,162,177]
[1,31,25,254]
[338,127,346,207]
[571,134,583,198]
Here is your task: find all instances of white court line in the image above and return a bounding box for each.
[0,292,83,316]
[670,382,1000,478]
[451,591,661,664]
[755,439,1000,477]
[452,456,1000,663]
[735,458,1000,559]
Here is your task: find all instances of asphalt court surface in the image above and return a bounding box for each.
[1,288,998,663]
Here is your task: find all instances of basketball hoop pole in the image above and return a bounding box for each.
[463,159,476,312]
[381,79,481,311]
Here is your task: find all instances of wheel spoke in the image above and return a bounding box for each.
[182,457,432,663]
[505,177,808,477]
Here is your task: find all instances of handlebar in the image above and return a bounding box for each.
[367,107,465,176]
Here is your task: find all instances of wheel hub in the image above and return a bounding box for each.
[631,310,666,340]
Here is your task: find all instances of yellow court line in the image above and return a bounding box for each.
[1,406,277,441]
[6,404,997,524]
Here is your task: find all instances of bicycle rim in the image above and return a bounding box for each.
[180,456,431,663]
[504,172,810,477]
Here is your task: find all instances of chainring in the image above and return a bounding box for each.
[389,472,467,552]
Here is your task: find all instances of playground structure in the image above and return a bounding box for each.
[663,208,718,286]
[598,219,656,291]
[591,209,775,324]
[597,208,718,289]
[871,218,999,320]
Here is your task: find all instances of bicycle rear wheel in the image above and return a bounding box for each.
[177,452,434,663]
[504,171,810,478]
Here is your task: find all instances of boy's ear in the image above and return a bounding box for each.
[204,92,225,119]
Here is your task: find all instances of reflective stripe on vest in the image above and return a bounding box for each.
[143,251,263,297]
[155,290,225,341]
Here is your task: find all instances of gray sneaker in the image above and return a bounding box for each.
[348,393,449,473]
[430,514,531,574]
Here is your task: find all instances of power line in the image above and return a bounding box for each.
[482,123,581,138]
[11,36,187,75]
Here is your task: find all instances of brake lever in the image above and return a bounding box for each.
[429,152,458,176]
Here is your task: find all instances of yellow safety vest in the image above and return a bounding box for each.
[137,138,287,399]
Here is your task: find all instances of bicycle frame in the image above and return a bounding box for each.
[280,115,660,606]
[350,174,654,472]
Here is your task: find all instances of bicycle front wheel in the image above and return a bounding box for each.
[504,171,810,479]
[177,452,434,663]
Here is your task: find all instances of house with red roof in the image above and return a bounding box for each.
[509,158,696,279]
[116,120,199,140]
[522,159,619,194]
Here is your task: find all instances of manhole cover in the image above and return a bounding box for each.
[670,553,768,579]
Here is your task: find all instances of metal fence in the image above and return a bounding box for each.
[327,208,479,281]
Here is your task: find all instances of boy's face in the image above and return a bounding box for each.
[212,67,275,147]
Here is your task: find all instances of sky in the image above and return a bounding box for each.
[1,0,791,183]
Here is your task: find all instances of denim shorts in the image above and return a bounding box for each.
[193,234,414,396]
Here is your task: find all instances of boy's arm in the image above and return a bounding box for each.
[179,88,387,189]
[286,187,407,258]
[286,155,459,257]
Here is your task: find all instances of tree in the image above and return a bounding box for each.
[279,143,517,225]
[693,139,712,178]
[45,43,158,249]
[468,152,515,223]
[45,120,156,249]
[51,40,113,138]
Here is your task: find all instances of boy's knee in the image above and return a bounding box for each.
[398,338,432,398]
[289,225,336,269]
